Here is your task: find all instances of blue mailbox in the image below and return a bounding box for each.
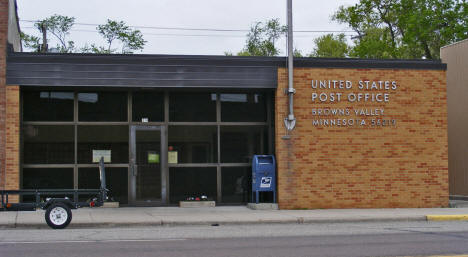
[252,155,276,204]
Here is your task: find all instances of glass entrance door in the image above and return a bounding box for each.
[130,126,166,205]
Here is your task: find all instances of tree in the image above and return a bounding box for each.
[21,14,75,53]
[310,34,350,58]
[237,19,287,56]
[87,19,146,54]
[20,32,41,52]
[333,0,468,59]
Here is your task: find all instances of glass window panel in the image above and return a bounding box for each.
[221,93,267,122]
[78,92,127,121]
[78,167,128,204]
[23,125,74,164]
[23,168,73,189]
[23,91,74,121]
[77,125,128,164]
[132,92,164,122]
[168,126,217,163]
[169,167,217,204]
[220,126,267,163]
[169,93,216,122]
[221,167,251,204]
[135,130,161,201]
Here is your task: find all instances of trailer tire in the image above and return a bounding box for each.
[45,203,72,229]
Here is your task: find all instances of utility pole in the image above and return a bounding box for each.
[284,0,296,131]
[40,23,48,53]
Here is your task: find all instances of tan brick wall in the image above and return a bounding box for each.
[5,85,19,191]
[276,68,448,209]
[0,0,9,190]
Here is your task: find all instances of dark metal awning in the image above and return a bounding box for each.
[6,53,281,89]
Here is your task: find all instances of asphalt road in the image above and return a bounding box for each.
[2,221,468,257]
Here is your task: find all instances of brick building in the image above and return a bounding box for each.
[0,0,448,208]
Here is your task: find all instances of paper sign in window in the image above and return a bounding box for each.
[168,151,178,164]
[148,151,160,164]
[92,150,111,163]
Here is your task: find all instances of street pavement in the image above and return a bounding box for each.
[2,221,468,256]
[2,206,468,229]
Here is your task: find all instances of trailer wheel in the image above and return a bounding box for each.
[45,203,72,229]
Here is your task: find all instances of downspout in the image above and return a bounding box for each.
[284,0,296,131]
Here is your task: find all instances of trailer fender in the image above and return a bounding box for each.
[43,198,77,210]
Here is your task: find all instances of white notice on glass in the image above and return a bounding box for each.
[168,151,178,164]
[92,150,111,163]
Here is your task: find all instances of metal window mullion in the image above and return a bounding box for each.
[167,122,218,126]
[76,163,130,168]
[74,91,78,189]
[21,122,75,126]
[128,90,132,123]
[168,163,219,168]
[22,164,76,168]
[266,91,273,154]
[217,165,222,203]
[164,91,169,123]
[219,163,251,167]
[74,122,129,126]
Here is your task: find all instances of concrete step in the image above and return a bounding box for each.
[449,200,468,208]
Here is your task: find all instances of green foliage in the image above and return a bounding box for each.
[80,44,112,54]
[293,49,303,57]
[21,14,75,53]
[333,0,468,59]
[94,19,146,54]
[310,34,349,58]
[38,15,75,53]
[20,31,41,52]
[238,19,287,56]
[21,15,146,54]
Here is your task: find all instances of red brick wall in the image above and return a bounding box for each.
[276,68,448,209]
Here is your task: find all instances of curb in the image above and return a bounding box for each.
[426,215,468,221]
[0,216,428,229]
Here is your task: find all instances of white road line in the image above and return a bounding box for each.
[0,238,186,244]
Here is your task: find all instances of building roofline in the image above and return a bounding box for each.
[441,38,468,50]
[7,51,447,70]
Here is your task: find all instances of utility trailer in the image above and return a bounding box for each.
[0,158,109,229]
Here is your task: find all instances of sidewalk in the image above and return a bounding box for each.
[2,206,468,229]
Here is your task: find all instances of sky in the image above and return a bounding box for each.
[16,0,359,56]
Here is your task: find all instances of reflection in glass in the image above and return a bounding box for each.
[222,167,251,203]
[169,167,217,204]
[135,130,161,201]
[23,168,73,189]
[23,91,74,121]
[221,93,266,122]
[168,126,217,163]
[132,92,164,122]
[78,92,127,121]
[78,126,128,164]
[169,93,216,122]
[220,126,267,163]
[23,125,74,164]
[78,168,128,204]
